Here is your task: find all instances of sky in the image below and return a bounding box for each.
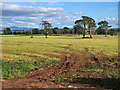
[1,2,118,29]
[1,0,119,2]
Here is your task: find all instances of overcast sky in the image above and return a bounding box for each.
[1,2,118,28]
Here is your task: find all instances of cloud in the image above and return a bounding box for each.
[39,3,46,6]
[27,17,38,19]
[72,12,82,15]
[71,16,76,19]
[112,18,115,20]
[2,4,64,17]
[57,23,61,25]
[48,7,64,11]
[2,3,118,28]
[63,25,73,28]
[96,18,118,28]
[28,23,36,25]
[14,21,35,25]
[101,19,105,21]
[106,18,111,21]
[14,21,23,23]
[30,2,37,5]
[2,3,82,28]
[2,4,37,16]
[2,3,66,28]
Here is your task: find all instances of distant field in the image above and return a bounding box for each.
[2,35,118,79]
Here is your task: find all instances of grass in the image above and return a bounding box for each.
[2,35,118,57]
[2,34,118,79]
[54,69,120,89]
[2,59,58,79]
[55,67,119,82]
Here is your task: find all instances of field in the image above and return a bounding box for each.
[2,35,120,89]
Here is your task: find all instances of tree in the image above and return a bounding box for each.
[69,29,74,34]
[32,28,39,34]
[87,17,96,38]
[96,26,105,35]
[63,27,70,34]
[3,28,12,35]
[98,21,111,37]
[63,27,69,30]
[75,19,84,37]
[17,31,24,34]
[30,28,40,38]
[13,31,18,35]
[108,29,117,36]
[53,27,59,34]
[81,16,89,38]
[40,21,52,38]
[25,31,31,35]
[75,16,96,38]
[54,27,59,29]
[30,30,33,38]
[73,25,83,35]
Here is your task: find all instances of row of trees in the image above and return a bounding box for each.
[2,27,75,35]
[73,16,114,38]
[3,27,117,36]
[2,16,118,38]
[39,16,117,38]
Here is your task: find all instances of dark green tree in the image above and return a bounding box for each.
[25,31,31,35]
[96,26,105,35]
[63,27,70,34]
[87,17,96,38]
[63,27,69,30]
[69,29,74,34]
[53,27,59,34]
[108,29,117,36]
[13,31,18,35]
[75,16,96,38]
[73,24,83,35]
[17,31,24,34]
[98,21,111,37]
[32,28,39,34]
[3,28,12,35]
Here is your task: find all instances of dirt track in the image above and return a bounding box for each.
[2,47,119,89]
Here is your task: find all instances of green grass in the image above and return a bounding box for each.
[55,67,119,82]
[2,35,118,79]
[2,59,58,79]
[2,35,118,58]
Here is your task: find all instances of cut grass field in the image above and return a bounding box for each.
[2,34,118,79]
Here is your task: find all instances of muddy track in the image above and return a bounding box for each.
[2,46,119,89]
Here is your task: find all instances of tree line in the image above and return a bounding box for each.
[2,16,118,38]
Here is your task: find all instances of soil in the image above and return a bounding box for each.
[2,47,119,89]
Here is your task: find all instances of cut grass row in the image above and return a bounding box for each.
[2,35,118,61]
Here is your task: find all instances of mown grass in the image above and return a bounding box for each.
[2,35,118,79]
[2,35,118,58]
